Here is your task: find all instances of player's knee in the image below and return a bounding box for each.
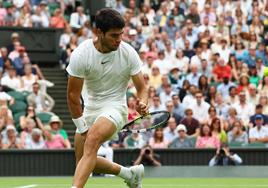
[84,134,102,153]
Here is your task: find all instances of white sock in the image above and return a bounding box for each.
[71,187,77,188]
[117,166,132,180]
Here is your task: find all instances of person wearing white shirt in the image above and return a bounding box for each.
[217,38,231,63]
[149,95,165,112]
[232,91,255,125]
[185,64,201,86]
[159,83,176,105]
[182,85,196,108]
[70,6,88,29]
[1,66,22,91]
[152,51,172,75]
[189,91,210,124]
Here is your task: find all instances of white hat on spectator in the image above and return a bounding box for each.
[175,124,187,132]
[6,125,16,131]
[40,0,47,5]
[49,115,63,126]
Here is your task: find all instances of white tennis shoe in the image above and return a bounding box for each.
[124,164,144,188]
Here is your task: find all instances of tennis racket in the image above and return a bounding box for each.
[121,111,170,133]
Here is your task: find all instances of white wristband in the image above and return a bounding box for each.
[72,116,88,134]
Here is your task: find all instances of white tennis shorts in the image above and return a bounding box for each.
[76,105,128,140]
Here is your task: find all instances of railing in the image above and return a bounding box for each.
[0,148,268,176]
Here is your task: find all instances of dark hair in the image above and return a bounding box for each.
[211,118,221,133]
[95,8,125,33]
[200,124,212,137]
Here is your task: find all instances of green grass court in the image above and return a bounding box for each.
[1,177,268,188]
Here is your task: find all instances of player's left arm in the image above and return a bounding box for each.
[131,72,148,115]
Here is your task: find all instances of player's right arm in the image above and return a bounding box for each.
[66,45,88,133]
[67,76,84,119]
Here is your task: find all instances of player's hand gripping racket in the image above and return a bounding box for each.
[121,111,170,133]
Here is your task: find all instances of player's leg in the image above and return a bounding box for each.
[72,117,116,187]
[74,132,84,165]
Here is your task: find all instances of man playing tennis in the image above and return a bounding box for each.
[67,8,148,188]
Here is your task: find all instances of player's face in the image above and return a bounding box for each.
[102,28,124,51]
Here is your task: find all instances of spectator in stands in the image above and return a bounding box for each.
[50,8,67,28]
[258,76,268,96]
[16,5,33,27]
[249,115,268,147]
[249,104,268,127]
[189,90,210,124]
[163,117,177,143]
[149,95,165,112]
[212,58,232,83]
[217,74,236,100]
[209,143,242,166]
[195,124,220,149]
[1,66,22,91]
[27,82,55,113]
[25,128,46,149]
[133,145,161,166]
[31,6,43,28]
[127,96,138,121]
[19,105,37,131]
[0,105,13,132]
[165,100,181,124]
[13,46,27,75]
[180,108,200,137]
[181,84,197,107]
[21,64,38,92]
[211,118,228,144]
[4,3,16,26]
[2,125,23,149]
[232,91,255,125]
[69,6,88,30]
[171,94,184,118]
[159,83,176,105]
[227,121,248,145]
[226,86,239,105]
[247,83,259,105]
[7,32,21,53]
[20,118,36,148]
[259,95,268,115]
[149,127,169,149]
[169,124,194,148]
[49,115,71,148]
[39,1,50,27]
[123,132,146,149]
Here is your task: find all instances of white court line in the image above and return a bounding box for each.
[15,185,37,188]
[25,184,268,187]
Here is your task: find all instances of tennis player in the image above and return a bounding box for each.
[67,8,148,188]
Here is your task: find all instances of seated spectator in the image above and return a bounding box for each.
[16,5,33,27]
[159,83,176,105]
[39,1,50,28]
[149,95,165,112]
[20,118,37,148]
[69,6,88,30]
[21,64,38,92]
[249,115,268,147]
[1,66,22,91]
[123,133,146,149]
[163,117,178,143]
[212,58,232,83]
[180,108,200,137]
[127,96,139,121]
[13,46,27,75]
[148,65,162,89]
[4,4,16,27]
[189,90,210,124]
[2,125,23,149]
[169,124,194,148]
[209,143,242,166]
[225,107,242,132]
[171,94,184,118]
[249,104,268,127]
[25,128,46,149]
[0,105,13,132]
[259,95,268,115]
[133,145,161,166]
[225,86,239,105]
[164,100,181,124]
[49,115,71,149]
[39,124,69,149]
[27,82,55,113]
[195,124,220,149]
[149,127,169,149]
[50,8,67,28]
[227,121,248,145]
[31,6,43,28]
[211,118,228,144]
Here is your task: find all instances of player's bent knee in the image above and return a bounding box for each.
[83,134,102,153]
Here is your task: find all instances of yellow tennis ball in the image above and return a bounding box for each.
[264,67,268,77]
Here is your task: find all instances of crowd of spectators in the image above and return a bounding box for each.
[1,0,268,152]
[0,31,71,149]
